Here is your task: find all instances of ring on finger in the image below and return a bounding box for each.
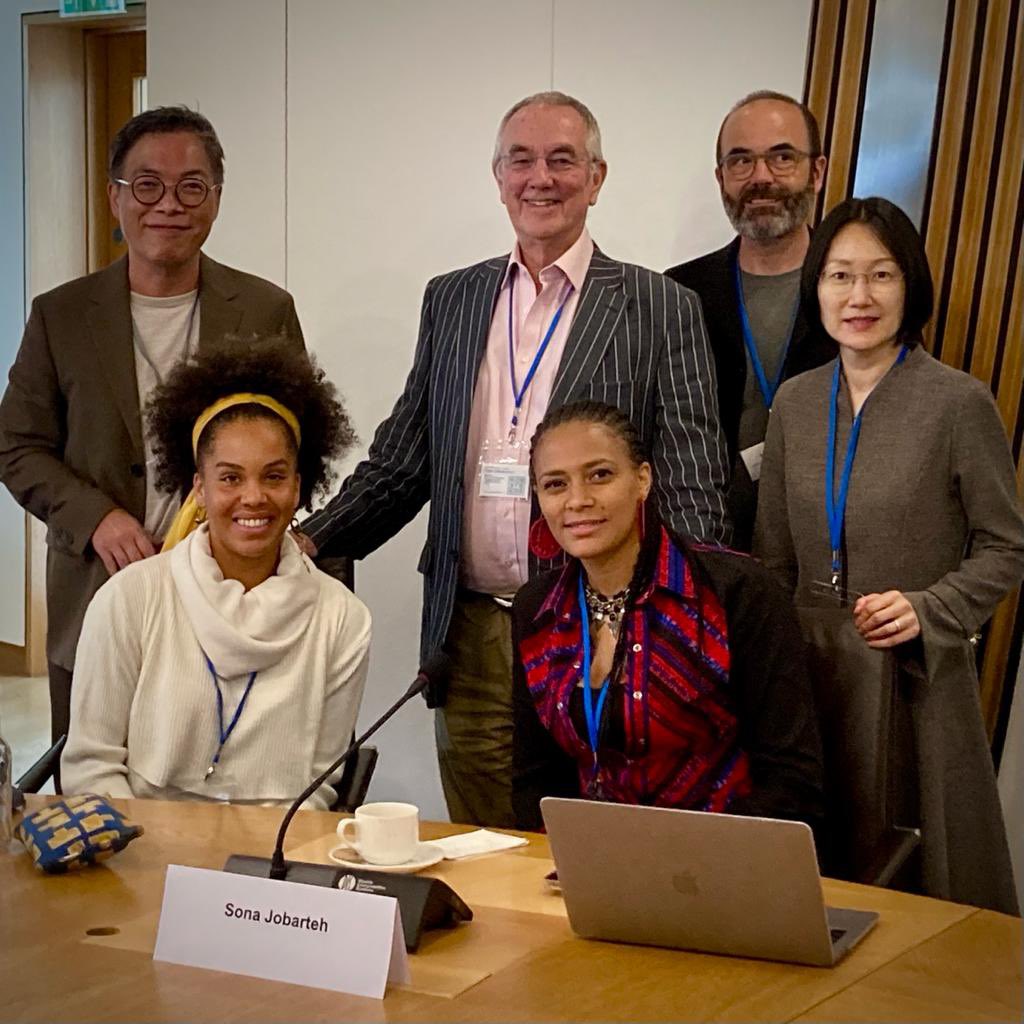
[893,618,901,634]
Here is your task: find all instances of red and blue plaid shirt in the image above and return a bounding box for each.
[518,528,752,810]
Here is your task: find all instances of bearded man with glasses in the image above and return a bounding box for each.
[0,106,305,781]
[667,91,836,551]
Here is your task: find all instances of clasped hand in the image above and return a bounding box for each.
[852,590,920,648]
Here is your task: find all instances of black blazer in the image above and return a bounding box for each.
[666,238,836,548]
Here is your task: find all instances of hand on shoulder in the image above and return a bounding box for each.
[91,509,156,575]
[291,528,318,558]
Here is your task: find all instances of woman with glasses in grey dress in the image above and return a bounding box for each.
[754,196,1023,914]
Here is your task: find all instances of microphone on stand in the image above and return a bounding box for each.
[224,652,472,951]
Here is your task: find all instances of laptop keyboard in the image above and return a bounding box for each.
[830,927,847,944]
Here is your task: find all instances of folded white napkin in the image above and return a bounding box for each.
[432,829,529,859]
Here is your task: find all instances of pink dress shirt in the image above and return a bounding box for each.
[460,230,595,595]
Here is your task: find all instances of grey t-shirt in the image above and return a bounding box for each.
[130,290,200,541]
[737,267,801,451]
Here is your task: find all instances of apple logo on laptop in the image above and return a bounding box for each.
[672,870,699,896]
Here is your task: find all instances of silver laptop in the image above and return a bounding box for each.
[541,797,878,967]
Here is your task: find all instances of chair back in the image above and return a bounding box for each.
[13,735,67,810]
[330,744,378,812]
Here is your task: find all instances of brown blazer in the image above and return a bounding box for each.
[0,253,305,669]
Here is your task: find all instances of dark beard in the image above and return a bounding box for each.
[723,181,816,242]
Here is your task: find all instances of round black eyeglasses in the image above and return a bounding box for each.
[114,174,220,208]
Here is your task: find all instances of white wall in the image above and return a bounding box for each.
[553,0,813,267]
[147,0,288,287]
[149,0,812,818]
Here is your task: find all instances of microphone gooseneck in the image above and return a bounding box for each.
[267,652,451,880]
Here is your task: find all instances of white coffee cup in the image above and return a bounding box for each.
[336,802,419,865]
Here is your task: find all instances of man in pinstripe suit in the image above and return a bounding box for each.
[303,92,730,826]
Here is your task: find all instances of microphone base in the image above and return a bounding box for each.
[223,854,472,951]
[225,853,346,886]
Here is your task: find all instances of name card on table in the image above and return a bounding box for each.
[154,865,409,999]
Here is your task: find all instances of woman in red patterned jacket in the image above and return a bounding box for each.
[511,400,823,833]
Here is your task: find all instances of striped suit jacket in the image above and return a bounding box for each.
[305,249,730,660]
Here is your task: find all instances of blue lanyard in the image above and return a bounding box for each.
[507,265,573,441]
[577,573,612,758]
[204,654,257,778]
[825,346,908,582]
[733,258,799,409]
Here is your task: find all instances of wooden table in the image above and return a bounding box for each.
[0,799,1019,1022]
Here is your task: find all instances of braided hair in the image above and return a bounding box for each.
[529,399,647,483]
[530,400,711,685]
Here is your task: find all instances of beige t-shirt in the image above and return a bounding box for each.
[130,290,200,541]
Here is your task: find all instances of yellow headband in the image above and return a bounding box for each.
[191,392,301,457]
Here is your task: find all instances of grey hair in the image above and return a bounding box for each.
[492,91,604,168]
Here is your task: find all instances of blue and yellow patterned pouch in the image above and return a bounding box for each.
[17,795,144,873]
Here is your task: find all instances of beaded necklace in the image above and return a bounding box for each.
[583,580,630,638]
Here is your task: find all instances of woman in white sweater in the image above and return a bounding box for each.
[62,340,370,808]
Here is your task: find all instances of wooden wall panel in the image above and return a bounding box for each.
[921,0,980,367]
[821,0,875,217]
[988,13,1024,479]
[804,0,842,207]
[1007,264,1023,481]
[937,3,1008,375]
[805,0,877,220]
[931,0,1023,738]
[974,25,1022,395]
[86,26,146,272]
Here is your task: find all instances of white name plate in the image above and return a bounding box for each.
[740,441,765,482]
[153,865,409,999]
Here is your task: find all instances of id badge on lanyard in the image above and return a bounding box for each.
[824,345,908,592]
[477,439,531,499]
[477,268,573,501]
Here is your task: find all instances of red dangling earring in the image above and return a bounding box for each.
[529,516,563,559]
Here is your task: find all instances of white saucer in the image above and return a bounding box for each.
[328,841,444,874]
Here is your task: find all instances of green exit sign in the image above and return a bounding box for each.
[60,0,126,16]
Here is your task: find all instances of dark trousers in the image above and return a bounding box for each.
[47,661,73,793]
[435,590,515,828]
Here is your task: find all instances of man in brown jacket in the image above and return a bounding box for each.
[0,107,304,777]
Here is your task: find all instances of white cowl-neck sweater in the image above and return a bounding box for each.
[62,525,371,808]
